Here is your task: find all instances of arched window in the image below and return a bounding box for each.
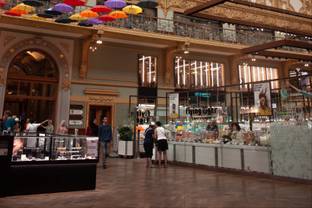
[4,50,59,124]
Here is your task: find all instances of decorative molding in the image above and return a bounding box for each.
[0,37,71,91]
[88,96,115,104]
[84,88,119,96]
[0,67,4,86]
[3,35,16,47]
[201,3,312,35]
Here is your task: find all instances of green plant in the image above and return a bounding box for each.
[118,126,133,141]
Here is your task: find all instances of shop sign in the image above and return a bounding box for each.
[69,103,85,128]
[194,92,211,98]
[253,82,272,116]
[169,93,179,119]
[186,107,219,117]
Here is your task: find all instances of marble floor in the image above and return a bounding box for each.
[1,158,312,208]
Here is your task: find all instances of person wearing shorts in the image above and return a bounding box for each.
[155,121,168,168]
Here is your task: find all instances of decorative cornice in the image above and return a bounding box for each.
[84,88,120,96]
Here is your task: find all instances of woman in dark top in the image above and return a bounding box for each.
[144,122,155,168]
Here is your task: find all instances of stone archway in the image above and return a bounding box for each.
[0,37,71,128]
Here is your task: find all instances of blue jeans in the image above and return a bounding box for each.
[102,141,110,158]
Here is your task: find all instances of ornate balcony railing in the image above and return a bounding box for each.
[2,0,312,50]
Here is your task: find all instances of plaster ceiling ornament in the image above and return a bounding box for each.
[158,0,198,16]
[3,35,16,47]
[88,96,115,103]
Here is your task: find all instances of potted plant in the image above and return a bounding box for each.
[117,126,133,157]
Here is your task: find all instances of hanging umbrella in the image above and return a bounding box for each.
[22,0,43,7]
[137,0,158,8]
[13,3,35,13]
[55,17,72,24]
[26,14,46,20]
[45,8,62,16]
[91,5,112,13]
[105,0,126,9]
[99,14,116,22]
[109,10,128,19]
[53,3,74,14]
[85,18,103,25]
[4,10,22,16]
[37,13,54,18]
[122,5,143,15]
[64,0,85,6]
[9,8,29,15]
[80,10,99,19]
[0,0,6,8]
[69,13,87,21]
[78,21,93,27]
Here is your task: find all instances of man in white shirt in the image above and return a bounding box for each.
[26,120,48,133]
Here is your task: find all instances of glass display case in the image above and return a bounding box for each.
[12,135,98,162]
[164,120,271,146]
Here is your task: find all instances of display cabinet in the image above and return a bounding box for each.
[1,135,99,196]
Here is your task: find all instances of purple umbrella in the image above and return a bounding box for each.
[85,18,103,25]
[105,0,126,9]
[53,3,74,13]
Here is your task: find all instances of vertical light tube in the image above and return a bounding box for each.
[200,61,203,87]
[177,58,180,86]
[148,56,152,83]
[205,62,209,87]
[183,59,186,86]
[211,62,214,86]
[142,56,145,84]
[216,63,220,86]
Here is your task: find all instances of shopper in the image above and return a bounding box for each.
[3,110,15,132]
[42,119,54,134]
[98,117,112,165]
[13,118,21,134]
[206,120,219,139]
[229,122,243,144]
[143,122,155,168]
[57,120,68,135]
[86,118,98,136]
[155,121,168,168]
[26,119,49,134]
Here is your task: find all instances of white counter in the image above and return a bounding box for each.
[166,141,271,174]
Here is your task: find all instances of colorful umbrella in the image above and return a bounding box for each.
[25,14,46,20]
[137,0,158,8]
[9,8,29,15]
[105,0,126,9]
[55,17,72,24]
[78,21,93,27]
[69,13,87,21]
[109,10,128,19]
[122,5,143,15]
[4,10,22,16]
[85,18,103,25]
[99,14,116,22]
[22,0,43,7]
[13,3,35,13]
[37,13,54,18]
[64,0,86,6]
[0,0,6,7]
[45,8,62,16]
[80,10,99,18]
[53,3,74,13]
[91,5,112,13]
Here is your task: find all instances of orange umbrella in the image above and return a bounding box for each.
[109,10,128,19]
[4,10,22,16]
[80,10,99,19]
[9,8,29,15]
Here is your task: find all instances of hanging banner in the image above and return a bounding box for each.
[168,93,179,119]
[254,82,272,116]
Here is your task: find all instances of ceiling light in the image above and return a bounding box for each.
[251,58,256,62]
[96,39,102,45]
[304,63,309,67]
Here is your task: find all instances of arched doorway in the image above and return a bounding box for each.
[4,49,59,125]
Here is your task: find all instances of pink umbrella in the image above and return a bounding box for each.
[99,14,116,22]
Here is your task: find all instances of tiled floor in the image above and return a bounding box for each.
[1,158,312,208]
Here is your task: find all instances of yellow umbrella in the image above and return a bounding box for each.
[122,5,143,15]
[25,14,45,21]
[13,3,35,13]
[69,13,88,21]
[80,10,99,19]
[109,10,128,19]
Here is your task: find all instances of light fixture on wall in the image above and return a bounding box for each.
[182,42,190,54]
[304,63,309,67]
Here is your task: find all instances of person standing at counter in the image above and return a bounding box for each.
[206,120,219,139]
[57,120,68,135]
[144,122,155,168]
[98,117,112,167]
[155,121,168,168]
